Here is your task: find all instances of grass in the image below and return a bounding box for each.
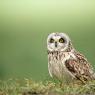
[0,78,95,95]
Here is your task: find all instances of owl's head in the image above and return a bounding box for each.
[47,33,71,52]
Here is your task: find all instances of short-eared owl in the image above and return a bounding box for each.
[47,32,95,83]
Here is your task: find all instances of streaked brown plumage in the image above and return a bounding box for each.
[47,33,95,83]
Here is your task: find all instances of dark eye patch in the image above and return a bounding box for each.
[50,38,54,43]
[59,38,65,43]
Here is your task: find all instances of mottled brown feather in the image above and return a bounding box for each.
[65,51,95,82]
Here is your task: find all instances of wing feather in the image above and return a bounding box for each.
[65,52,95,82]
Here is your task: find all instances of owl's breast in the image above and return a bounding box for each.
[49,57,63,79]
[48,52,75,81]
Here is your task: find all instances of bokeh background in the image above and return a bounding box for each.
[0,0,95,80]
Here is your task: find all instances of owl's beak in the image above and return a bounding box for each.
[55,42,57,47]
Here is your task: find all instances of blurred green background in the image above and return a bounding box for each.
[0,0,95,80]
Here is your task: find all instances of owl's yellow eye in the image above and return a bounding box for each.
[50,38,54,43]
[59,38,65,43]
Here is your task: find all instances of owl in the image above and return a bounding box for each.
[47,32,95,83]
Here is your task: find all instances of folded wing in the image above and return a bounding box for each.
[65,52,95,82]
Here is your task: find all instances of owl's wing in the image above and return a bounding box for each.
[65,52,95,82]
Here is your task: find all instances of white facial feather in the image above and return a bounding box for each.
[47,33,70,52]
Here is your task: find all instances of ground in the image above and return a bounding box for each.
[0,79,95,95]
